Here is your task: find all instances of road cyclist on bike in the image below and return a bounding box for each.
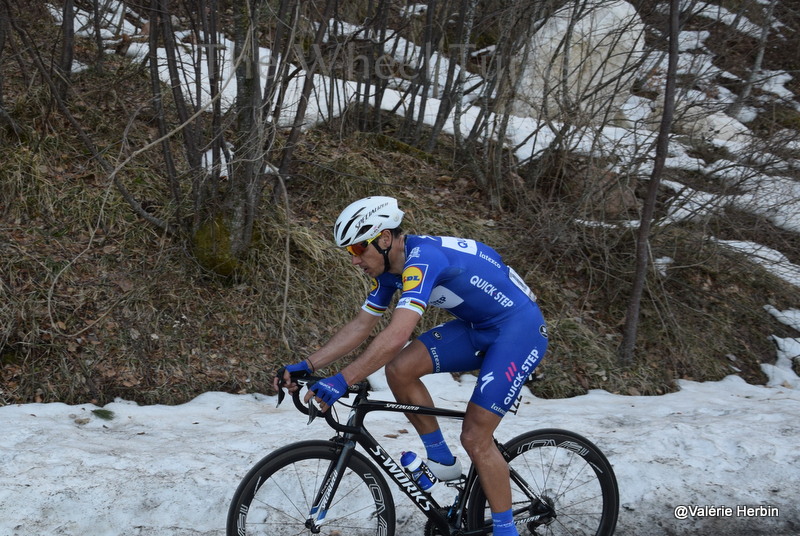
[275,196,548,536]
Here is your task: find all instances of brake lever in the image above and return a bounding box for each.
[307,399,318,425]
[275,366,288,408]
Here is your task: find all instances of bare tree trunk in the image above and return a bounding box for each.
[425,0,476,152]
[147,0,183,230]
[258,0,292,163]
[90,0,105,73]
[0,0,20,137]
[157,0,201,171]
[455,0,540,206]
[228,0,266,258]
[276,0,336,177]
[369,0,392,131]
[618,0,681,365]
[410,0,448,146]
[57,0,75,101]
[727,0,777,119]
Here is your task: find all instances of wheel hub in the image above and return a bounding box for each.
[527,495,557,532]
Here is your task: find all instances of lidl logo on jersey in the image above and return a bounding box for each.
[402,265,427,292]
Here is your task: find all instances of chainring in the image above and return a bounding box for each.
[424,508,457,536]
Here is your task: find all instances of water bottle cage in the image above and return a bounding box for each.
[420,464,437,484]
[406,461,438,491]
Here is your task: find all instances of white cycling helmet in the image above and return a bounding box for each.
[333,196,404,247]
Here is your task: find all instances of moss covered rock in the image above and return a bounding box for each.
[192,218,240,277]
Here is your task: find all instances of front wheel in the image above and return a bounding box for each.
[227,440,396,536]
[465,429,619,535]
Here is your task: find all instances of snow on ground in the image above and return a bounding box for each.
[1,358,799,535]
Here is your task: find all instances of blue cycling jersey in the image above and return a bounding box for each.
[362,235,547,417]
[363,235,537,325]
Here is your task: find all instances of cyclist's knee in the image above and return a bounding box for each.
[460,427,495,461]
[461,404,502,459]
[461,426,497,461]
[385,356,416,391]
[384,358,402,384]
[386,341,430,384]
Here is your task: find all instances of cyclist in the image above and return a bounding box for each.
[275,196,548,536]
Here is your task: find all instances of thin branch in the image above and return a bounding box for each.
[619,0,681,365]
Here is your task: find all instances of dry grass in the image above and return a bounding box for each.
[3,4,800,406]
[4,114,799,407]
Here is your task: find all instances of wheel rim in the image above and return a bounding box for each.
[234,453,392,535]
[466,431,618,536]
[513,447,607,534]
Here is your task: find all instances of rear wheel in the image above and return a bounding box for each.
[227,440,396,536]
[465,429,618,535]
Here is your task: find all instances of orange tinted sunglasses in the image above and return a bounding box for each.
[346,232,382,256]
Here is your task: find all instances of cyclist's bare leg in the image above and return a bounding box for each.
[388,340,512,514]
[385,339,438,434]
[461,402,511,513]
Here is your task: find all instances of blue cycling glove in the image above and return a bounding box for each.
[285,360,313,375]
[309,373,348,406]
[275,360,312,391]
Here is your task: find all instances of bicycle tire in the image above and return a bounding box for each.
[465,428,619,536]
[227,440,396,536]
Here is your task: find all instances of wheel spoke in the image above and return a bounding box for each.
[467,430,618,536]
[227,441,395,536]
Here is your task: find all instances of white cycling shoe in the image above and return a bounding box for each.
[427,458,463,481]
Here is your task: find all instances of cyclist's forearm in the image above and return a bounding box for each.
[341,308,420,385]
[307,311,379,371]
[341,332,404,385]
[306,340,357,371]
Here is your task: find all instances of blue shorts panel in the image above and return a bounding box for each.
[417,304,548,417]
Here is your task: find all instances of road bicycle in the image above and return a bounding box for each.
[227,374,619,535]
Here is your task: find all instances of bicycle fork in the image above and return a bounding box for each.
[304,439,358,533]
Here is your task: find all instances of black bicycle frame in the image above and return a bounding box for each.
[301,388,475,535]
[288,377,544,535]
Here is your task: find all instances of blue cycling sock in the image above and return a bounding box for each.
[491,508,519,536]
[420,429,455,465]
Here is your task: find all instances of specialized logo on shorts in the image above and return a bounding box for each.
[480,372,494,393]
[540,325,548,338]
[402,265,425,292]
